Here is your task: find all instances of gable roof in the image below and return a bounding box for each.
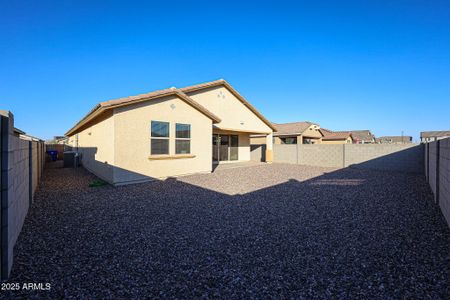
[319,128,333,136]
[420,131,450,138]
[66,79,274,136]
[181,79,276,131]
[271,121,317,136]
[65,83,218,136]
[322,131,353,141]
[349,130,375,142]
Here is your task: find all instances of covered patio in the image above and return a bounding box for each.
[212,126,273,164]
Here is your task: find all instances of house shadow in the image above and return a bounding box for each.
[55,145,428,192]
[250,144,266,162]
[13,144,450,298]
[344,145,424,174]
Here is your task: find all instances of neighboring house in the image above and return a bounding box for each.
[250,121,322,145]
[349,130,376,144]
[420,131,450,143]
[47,136,69,144]
[320,131,354,144]
[66,79,275,185]
[55,136,69,144]
[376,136,413,144]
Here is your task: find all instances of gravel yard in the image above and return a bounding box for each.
[4,163,450,298]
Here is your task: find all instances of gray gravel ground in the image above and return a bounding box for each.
[3,163,450,299]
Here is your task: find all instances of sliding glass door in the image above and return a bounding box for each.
[212,134,239,162]
[219,135,229,161]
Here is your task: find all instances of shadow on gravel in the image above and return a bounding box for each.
[3,160,450,299]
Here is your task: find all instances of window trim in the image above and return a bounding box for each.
[175,123,191,154]
[151,121,170,155]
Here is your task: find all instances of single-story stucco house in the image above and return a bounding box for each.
[273,121,322,144]
[349,130,376,144]
[66,79,275,185]
[250,121,322,145]
[320,130,354,144]
[376,136,413,144]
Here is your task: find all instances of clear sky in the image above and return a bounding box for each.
[1,0,449,142]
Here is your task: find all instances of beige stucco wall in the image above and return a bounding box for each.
[187,85,273,163]
[250,136,267,145]
[302,125,323,139]
[186,86,272,134]
[238,134,251,161]
[67,84,273,184]
[73,111,115,183]
[113,95,213,184]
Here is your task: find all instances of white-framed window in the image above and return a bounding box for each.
[175,123,191,154]
[151,121,169,155]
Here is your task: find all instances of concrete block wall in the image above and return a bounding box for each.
[5,137,30,277]
[299,144,344,168]
[32,142,38,194]
[426,137,450,227]
[0,111,45,279]
[428,142,438,197]
[273,144,423,173]
[31,142,44,196]
[273,144,298,164]
[439,139,450,226]
[250,144,266,162]
[344,144,423,173]
[425,143,429,180]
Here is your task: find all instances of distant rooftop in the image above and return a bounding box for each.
[420,131,450,138]
[272,121,318,136]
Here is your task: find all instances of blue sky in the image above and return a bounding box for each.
[1,0,449,142]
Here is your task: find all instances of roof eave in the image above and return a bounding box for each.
[65,91,221,136]
[65,104,102,136]
[182,80,277,132]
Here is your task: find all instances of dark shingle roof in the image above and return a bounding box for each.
[420,131,450,138]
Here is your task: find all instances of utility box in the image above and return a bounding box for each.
[63,151,80,168]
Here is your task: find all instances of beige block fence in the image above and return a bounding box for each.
[425,137,450,228]
[0,111,45,279]
[263,143,424,173]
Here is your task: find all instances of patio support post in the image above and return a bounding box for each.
[265,132,273,163]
